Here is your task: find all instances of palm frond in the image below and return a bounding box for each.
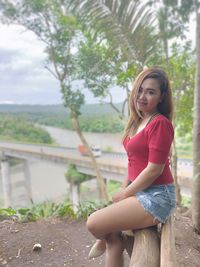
[66,0,157,66]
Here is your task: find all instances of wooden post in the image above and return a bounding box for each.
[24,160,33,204]
[0,158,12,207]
[160,216,176,267]
[129,227,160,267]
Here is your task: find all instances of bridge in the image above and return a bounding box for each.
[0,141,193,209]
[0,141,127,208]
[0,141,127,179]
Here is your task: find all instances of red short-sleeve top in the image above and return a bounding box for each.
[123,114,174,185]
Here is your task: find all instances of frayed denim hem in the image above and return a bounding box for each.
[136,195,167,224]
[135,184,176,224]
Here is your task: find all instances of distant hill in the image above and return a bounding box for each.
[0,104,69,115]
[0,103,125,133]
[0,103,124,116]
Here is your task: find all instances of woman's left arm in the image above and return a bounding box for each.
[124,162,165,198]
[112,162,164,202]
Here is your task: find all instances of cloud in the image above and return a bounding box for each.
[0,47,18,64]
[0,23,127,105]
[0,24,63,104]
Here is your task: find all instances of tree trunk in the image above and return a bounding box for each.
[171,140,182,205]
[192,11,200,233]
[70,111,109,201]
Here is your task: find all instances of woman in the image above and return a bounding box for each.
[87,67,176,267]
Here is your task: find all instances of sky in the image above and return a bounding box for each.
[0,16,196,105]
[0,23,127,105]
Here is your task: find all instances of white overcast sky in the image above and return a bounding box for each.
[0,23,127,105]
[0,17,196,105]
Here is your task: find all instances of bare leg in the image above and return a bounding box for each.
[105,233,124,267]
[87,196,159,240]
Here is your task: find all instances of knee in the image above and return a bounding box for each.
[86,212,100,236]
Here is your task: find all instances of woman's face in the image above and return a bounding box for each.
[136,78,162,116]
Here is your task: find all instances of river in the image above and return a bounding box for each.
[42,125,124,152]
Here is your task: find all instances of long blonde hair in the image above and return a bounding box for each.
[123,68,173,140]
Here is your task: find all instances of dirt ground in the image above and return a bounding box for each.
[0,208,199,267]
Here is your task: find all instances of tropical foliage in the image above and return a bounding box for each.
[65,164,94,184]
[67,0,157,67]
[0,200,106,221]
[79,115,124,133]
[0,202,75,222]
[0,114,53,144]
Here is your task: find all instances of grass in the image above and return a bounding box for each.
[176,136,192,159]
[177,148,192,159]
[181,195,191,208]
[107,180,121,199]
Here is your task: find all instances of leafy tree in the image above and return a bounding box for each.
[148,0,188,61]
[156,0,200,232]
[167,42,195,204]
[77,33,131,120]
[65,0,158,121]
[167,42,195,135]
[65,164,93,184]
[66,0,158,120]
[144,0,195,205]
[0,0,108,200]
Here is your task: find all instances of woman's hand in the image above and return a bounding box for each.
[112,189,127,202]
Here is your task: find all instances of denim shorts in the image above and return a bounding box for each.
[134,184,176,223]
